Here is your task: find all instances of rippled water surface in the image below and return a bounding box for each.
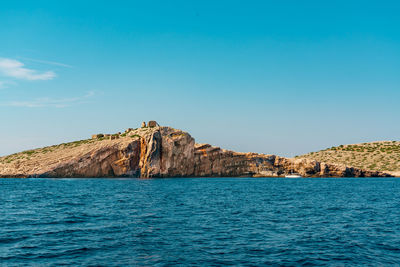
[1,178,400,266]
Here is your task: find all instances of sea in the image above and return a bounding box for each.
[1,178,399,266]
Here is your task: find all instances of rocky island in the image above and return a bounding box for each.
[0,121,393,178]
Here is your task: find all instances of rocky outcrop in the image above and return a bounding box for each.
[194,144,276,177]
[44,140,141,178]
[298,141,400,175]
[139,127,195,177]
[0,126,393,178]
[193,144,390,177]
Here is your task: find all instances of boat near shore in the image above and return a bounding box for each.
[285,156,302,178]
[285,174,302,178]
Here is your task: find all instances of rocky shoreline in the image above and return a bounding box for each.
[0,123,393,178]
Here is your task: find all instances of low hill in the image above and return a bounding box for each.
[0,124,393,178]
[297,141,400,176]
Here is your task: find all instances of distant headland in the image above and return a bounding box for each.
[0,121,394,178]
[298,141,400,177]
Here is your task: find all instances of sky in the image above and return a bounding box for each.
[0,0,399,157]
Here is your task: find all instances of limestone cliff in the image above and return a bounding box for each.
[193,144,389,177]
[0,126,392,178]
[139,127,195,177]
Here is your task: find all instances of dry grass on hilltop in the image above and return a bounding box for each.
[297,141,400,176]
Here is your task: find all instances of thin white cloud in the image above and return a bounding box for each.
[0,58,56,81]
[5,91,95,108]
[0,80,16,89]
[18,57,73,68]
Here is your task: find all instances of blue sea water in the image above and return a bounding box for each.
[1,178,400,266]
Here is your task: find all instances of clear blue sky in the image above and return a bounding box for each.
[0,0,399,157]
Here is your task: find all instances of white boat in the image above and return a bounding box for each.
[285,174,302,178]
[285,156,302,178]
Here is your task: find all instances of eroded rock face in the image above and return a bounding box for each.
[137,127,195,177]
[193,144,391,178]
[139,129,161,177]
[0,127,197,178]
[0,126,392,178]
[193,144,276,177]
[44,140,141,178]
[158,127,195,177]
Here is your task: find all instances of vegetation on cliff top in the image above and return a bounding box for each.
[297,141,400,174]
[0,127,148,165]
[0,139,100,164]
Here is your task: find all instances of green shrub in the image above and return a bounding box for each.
[23,150,35,156]
[368,163,377,169]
